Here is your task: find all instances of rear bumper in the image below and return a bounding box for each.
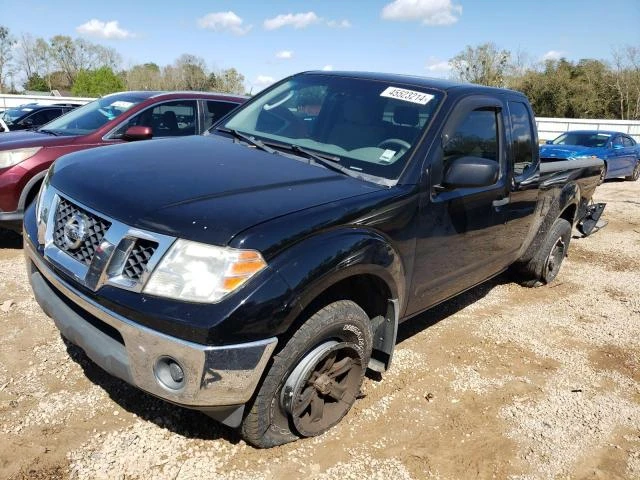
[24,237,277,421]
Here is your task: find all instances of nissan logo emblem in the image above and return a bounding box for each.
[63,213,89,250]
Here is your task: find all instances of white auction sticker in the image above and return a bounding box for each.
[111,101,134,109]
[379,149,396,162]
[380,86,434,105]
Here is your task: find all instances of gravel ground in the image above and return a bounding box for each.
[0,178,638,480]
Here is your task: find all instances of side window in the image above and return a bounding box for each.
[613,136,624,147]
[443,108,499,170]
[151,101,197,137]
[23,110,51,126]
[44,108,63,122]
[204,101,239,131]
[623,136,635,147]
[112,100,198,138]
[508,101,534,175]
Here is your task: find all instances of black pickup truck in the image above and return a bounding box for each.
[23,71,603,448]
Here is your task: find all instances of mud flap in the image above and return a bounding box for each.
[577,203,607,237]
[368,299,399,373]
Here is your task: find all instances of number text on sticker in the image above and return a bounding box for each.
[380,87,434,105]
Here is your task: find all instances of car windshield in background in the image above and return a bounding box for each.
[1,107,33,125]
[39,94,147,136]
[221,74,443,180]
[552,132,610,147]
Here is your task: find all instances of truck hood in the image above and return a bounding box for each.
[50,136,383,245]
[0,129,76,149]
[539,144,602,159]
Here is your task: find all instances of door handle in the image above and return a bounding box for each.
[492,197,510,207]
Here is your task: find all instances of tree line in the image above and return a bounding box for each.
[450,43,640,120]
[1,24,638,120]
[0,26,246,97]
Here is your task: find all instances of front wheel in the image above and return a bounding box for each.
[240,300,372,448]
[625,161,640,181]
[513,218,572,288]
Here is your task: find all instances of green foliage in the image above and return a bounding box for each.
[509,58,628,119]
[71,67,124,96]
[451,43,640,120]
[23,73,49,91]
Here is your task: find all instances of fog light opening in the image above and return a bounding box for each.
[154,356,186,390]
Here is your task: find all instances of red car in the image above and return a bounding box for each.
[0,91,246,231]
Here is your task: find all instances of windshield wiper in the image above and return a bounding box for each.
[38,129,59,136]
[285,145,355,177]
[216,127,276,154]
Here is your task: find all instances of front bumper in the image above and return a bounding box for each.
[24,237,277,417]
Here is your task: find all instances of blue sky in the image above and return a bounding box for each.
[1,0,639,92]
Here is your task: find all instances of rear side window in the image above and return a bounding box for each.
[623,136,635,147]
[444,108,499,165]
[508,101,534,175]
[204,101,239,131]
[25,109,61,125]
[44,108,63,122]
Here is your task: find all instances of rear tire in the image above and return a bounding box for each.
[625,161,640,181]
[598,163,607,185]
[240,300,372,448]
[514,218,572,288]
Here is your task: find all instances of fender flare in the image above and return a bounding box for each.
[518,181,580,265]
[271,228,406,370]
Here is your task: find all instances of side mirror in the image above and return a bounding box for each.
[123,125,152,141]
[21,118,34,127]
[545,140,553,145]
[441,156,499,189]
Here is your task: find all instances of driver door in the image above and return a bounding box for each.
[407,96,510,315]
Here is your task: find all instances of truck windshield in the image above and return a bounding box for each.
[37,94,147,136]
[220,74,443,180]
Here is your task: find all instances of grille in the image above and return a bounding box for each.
[122,239,158,281]
[53,197,111,265]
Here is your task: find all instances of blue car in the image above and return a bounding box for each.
[540,130,640,183]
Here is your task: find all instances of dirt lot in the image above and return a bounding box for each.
[0,179,638,480]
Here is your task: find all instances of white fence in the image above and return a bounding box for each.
[0,93,94,110]
[2,94,640,143]
[536,117,640,142]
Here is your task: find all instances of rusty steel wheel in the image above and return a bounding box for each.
[544,236,566,283]
[598,164,607,185]
[281,340,364,437]
[241,300,372,448]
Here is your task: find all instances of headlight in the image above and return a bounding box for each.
[0,147,42,169]
[143,239,267,303]
[36,171,54,244]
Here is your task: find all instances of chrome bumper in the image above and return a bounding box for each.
[24,238,277,408]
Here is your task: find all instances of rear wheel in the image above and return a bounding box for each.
[240,300,372,448]
[625,161,640,181]
[598,163,607,185]
[514,218,572,288]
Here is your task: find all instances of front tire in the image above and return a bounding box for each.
[625,161,640,181]
[240,300,372,448]
[514,218,572,288]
